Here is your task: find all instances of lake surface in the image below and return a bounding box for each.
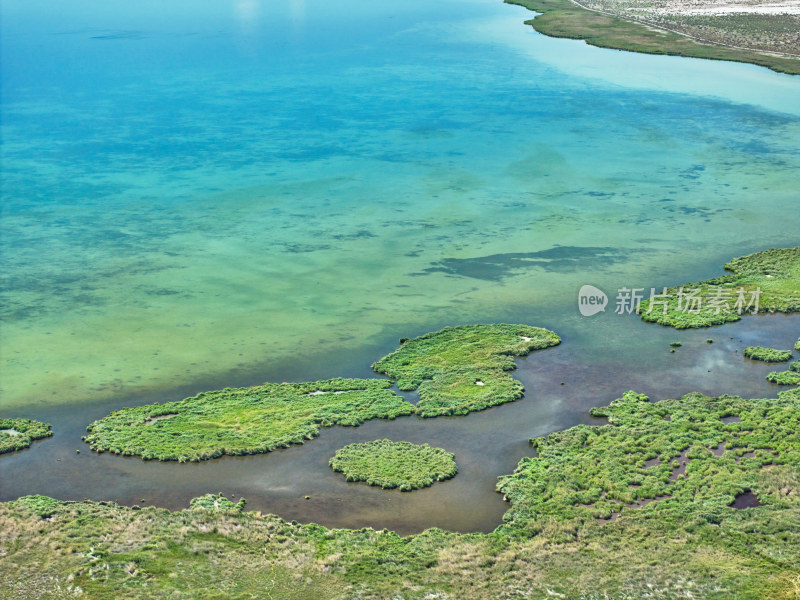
[1,0,799,533]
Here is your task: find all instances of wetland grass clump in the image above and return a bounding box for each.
[373,323,560,417]
[639,246,800,329]
[767,361,800,386]
[329,439,457,491]
[189,493,246,513]
[744,346,793,363]
[85,378,413,462]
[0,418,53,455]
[497,389,800,529]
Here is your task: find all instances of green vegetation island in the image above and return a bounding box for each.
[0,418,52,455]
[329,440,458,491]
[639,246,800,328]
[506,0,800,75]
[2,385,799,598]
[84,324,560,461]
[744,345,793,363]
[3,248,799,598]
[768,361,800,386]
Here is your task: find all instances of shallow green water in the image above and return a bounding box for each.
[2,0,799,411]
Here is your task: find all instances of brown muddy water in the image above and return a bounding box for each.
[1,313,798,536]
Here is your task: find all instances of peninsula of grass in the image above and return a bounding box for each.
[639,246,800,328]
[744,346,793,363]
[373,323,560,417]
[4,385,799,598]
[84,379,413,462]
[506,0,800,75]
[0,418,52,455]
[329,440,457,491]
[767,361,800,386]
[796,337,800,351]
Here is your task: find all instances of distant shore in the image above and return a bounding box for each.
[506,0,800,75]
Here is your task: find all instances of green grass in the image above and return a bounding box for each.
[85,325,560,461]
[744,346,793,363]
[0,418,52,455]
[767,362,800,386]
[372,324,560,417]
[497,390,800,528]
[639,246,800,329]
[3,387,799,599]
[796,337,800,352]
[189,493,246,513]
[329,440,458,491]
[85,378,414,462]
[505,0,800,75]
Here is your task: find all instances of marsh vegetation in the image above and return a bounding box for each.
[0,419,52,455]
[640,246,800,328]
[329,440,458,491]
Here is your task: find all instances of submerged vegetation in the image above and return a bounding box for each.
[3,387,799,598]
[0,418,52,455]
[743,345,793,363]
[506,0,800,75]
[640,246,800,328]
[373,324,560,417]
[329,440,458,491]
[86,324,560,460]
[85,379,413,462]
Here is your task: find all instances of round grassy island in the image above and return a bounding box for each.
[0,418,53,455]
[329,440,458,491]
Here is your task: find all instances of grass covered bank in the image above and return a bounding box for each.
[2,386,799,598]
[506,0,800,75]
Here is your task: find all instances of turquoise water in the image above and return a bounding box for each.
[2,0,800,411]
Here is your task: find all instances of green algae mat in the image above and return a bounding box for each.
[639,246,800,328]
[0,419,52,455]
[329,440,458,491]
[85,324,560,461]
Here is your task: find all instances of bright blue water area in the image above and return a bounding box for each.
[1,0,799,409]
